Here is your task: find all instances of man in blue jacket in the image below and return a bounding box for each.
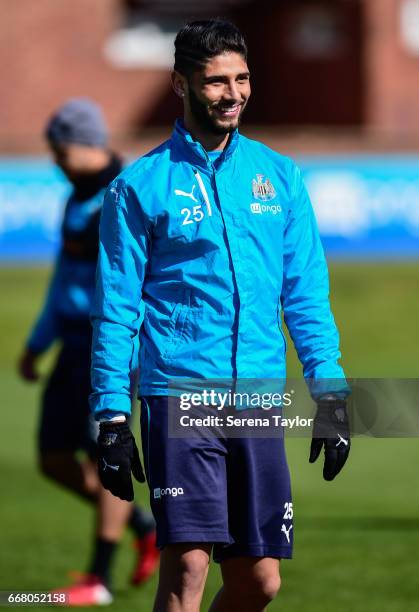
[18,98,158,606]
[92,21,350,612]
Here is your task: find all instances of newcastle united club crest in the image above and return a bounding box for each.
[252,174,276,201]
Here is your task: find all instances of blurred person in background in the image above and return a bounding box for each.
[17,98,158,606]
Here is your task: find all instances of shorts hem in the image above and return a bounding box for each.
[157,530,232,549]
[213,544,293,562]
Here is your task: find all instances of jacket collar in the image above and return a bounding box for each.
[171,119,239,171]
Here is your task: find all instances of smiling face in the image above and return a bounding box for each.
[173,51,251,144]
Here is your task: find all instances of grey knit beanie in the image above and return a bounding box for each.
[45,97,108,147]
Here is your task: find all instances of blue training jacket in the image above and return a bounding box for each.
[27,157,122,353]
[90,121,346,417]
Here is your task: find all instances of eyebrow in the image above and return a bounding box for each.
[203,72,250,83]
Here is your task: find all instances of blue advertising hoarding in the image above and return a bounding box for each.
[0,158,69,261]
[302,156,419,258]
[0,155,418,261]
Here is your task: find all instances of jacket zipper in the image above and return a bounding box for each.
[194,170,213,217]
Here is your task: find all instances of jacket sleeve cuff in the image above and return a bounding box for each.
[89,392,132,421]
[307,377,351,400]
[99,412,127,423]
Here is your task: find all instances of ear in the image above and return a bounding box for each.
[171,71,186,99]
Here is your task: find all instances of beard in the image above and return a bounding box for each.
[187,85,246,135]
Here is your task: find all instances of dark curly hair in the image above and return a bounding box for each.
[174,19,248,78]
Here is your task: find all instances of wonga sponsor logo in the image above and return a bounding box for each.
[153,486,184,499]
[250,202,282,215]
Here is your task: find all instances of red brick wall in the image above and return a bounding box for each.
[364,0,419,134]
[3,0,419,152]
[0,0,171,151]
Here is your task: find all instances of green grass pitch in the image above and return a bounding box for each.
[0,263,418,611]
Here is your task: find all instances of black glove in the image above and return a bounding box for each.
[309,395,350,481]
[97,420,145,501]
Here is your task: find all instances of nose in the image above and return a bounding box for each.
[224,79,241,101]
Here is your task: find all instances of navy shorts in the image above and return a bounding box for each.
[140,396,293,562]
[39,341,98,457]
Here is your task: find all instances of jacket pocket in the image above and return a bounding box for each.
[161,292,191,362]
